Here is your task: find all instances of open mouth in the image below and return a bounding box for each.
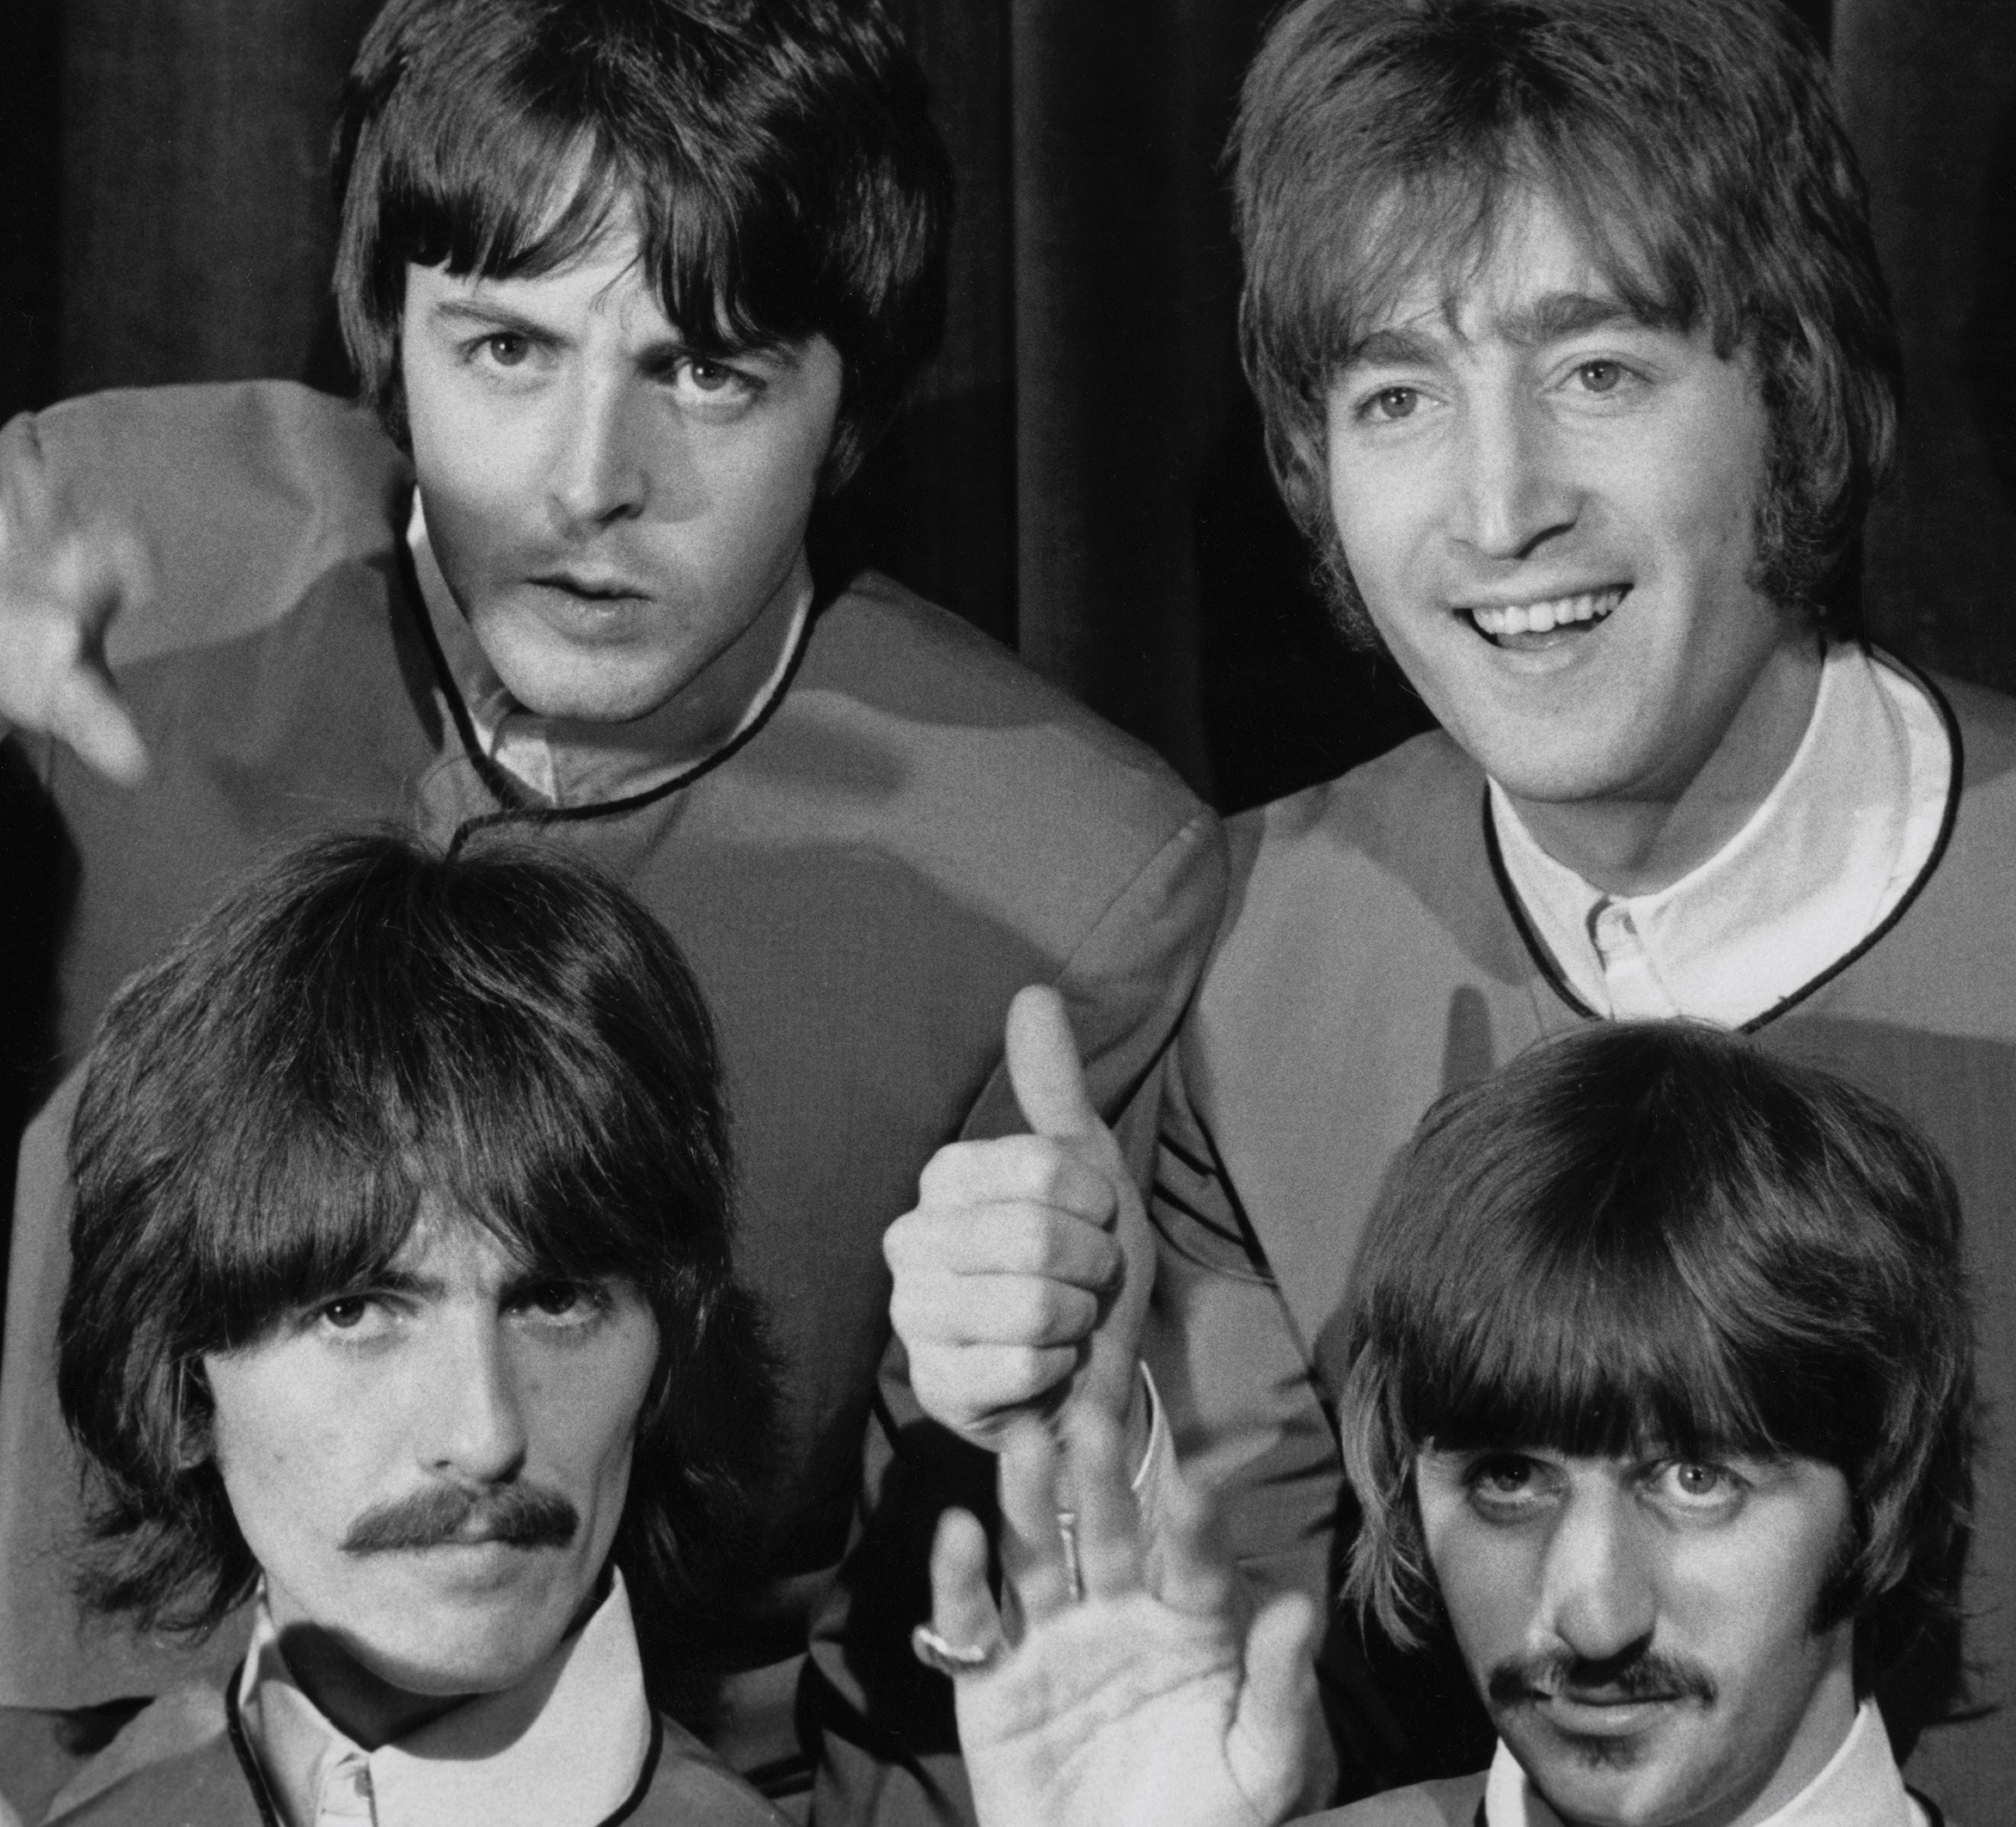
[1465,585,1628,648]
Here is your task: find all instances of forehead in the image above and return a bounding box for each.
[382,1202,535,1283]
[410,226,661,323]
[1347,187,1666,359]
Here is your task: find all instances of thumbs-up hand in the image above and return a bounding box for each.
[886,985,1155,1454]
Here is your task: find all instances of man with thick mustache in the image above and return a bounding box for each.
[0,2,1220,1817]
[882,0,2013,1813]
[927,1025,1975,1827]
[0,832,787,1826]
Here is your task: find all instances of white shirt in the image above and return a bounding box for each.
[407,494,813,808]
[1483,1701,1931,1826]
[1490,645,1952,1027]
[236,1569,653,1827]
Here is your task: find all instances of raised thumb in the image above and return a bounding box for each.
[1005,984,1099,1143]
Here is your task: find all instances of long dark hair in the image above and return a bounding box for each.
[1338,1020,1975,1691]
[59,829,778,1714]
[332,0,952,485]
[1235,0,1900,637]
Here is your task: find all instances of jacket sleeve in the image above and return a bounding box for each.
[1141,1030,1341,1612]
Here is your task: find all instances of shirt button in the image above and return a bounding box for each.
[317,1753,375,1822]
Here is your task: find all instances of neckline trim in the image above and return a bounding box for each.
[227,1656,669,1827]
[394,487,823,846]
[1482,646,1966,1037]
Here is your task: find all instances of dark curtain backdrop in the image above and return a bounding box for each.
[3,0,2008,814]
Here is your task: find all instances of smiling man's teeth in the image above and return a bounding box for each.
[1469,589,1621,638]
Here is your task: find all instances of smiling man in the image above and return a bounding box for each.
[0,832,785,1826]
[0,3,1222,1820]
[879,0,2012,1815]
[921,1025,1975,1827]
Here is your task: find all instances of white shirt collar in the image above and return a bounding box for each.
[236,1567,654,1827]
[1491,645,1952,1027]
[1483,1701,1929,1827]
[407,492,813,809]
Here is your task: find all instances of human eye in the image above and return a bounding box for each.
[461,328,551,377]
[1464,1452,1559,1521]
[309,1291,397,1344]
[1355,384,1424,424]
[1647,1459,1749,1518]
[666,353,764,414]
[1550,353,1652,404]
[507,1276,617,1332]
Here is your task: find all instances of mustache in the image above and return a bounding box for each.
[1487,1646,1717,1711]
[340,1482,579,1555]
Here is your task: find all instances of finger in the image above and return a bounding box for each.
[47,522,154,634]
[885,1201,1121,1288]
[927,1507,1003,1656]
[1005,985,1101,1145]
[909,1343,1083,1425]
[996,1418,1075,1623]
[1231,1591,1319,1810]
[895,1274,1101,1348]
[1147,1454,1240,1622]
[45,665,148,787]
[917,1134,1116,1220]
[1061,1403,1145,1598]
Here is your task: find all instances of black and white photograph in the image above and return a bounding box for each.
[0,3,2008,1823]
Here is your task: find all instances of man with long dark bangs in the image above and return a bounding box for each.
[918,1024,1976,1827]
[0,831,788,1824]
[879,0,2012,1813]
[0,1,1220,1818]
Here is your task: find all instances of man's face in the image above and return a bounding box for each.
[204,1210,658,1718]
[400,228,844,724]
[1416,1446,1857,1827]
[1323,192,1804,810]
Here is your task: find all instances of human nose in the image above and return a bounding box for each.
[547,368,653,529]
[1537,1482,1658,1662]
[1449,390,1578,561]
[419,1316,530,1484]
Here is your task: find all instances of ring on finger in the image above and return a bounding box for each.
[911,1623,1001,1677]
[1056,1508,1083,1602]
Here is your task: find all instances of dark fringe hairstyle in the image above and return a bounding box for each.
[1338,1021,1975,1694]
[331,0,952,485]
[58,829,778,1718]
[1234,0,1901,639]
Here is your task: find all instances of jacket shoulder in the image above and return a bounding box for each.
[1925,666,2016,783]
[808,569,1205,815]
[626,1714,793,1825]
[1302,1770,1487,1826]
[1226,728,1480,881]
[1211,728,1502,975]
[30,1685,260,1825]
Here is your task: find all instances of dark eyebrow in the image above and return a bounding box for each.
[1493,290,1641,348]
[366,1267,443,1298]
[1343,324,1442,370]
[1344,291,1653,372]
[428,299,566,339]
